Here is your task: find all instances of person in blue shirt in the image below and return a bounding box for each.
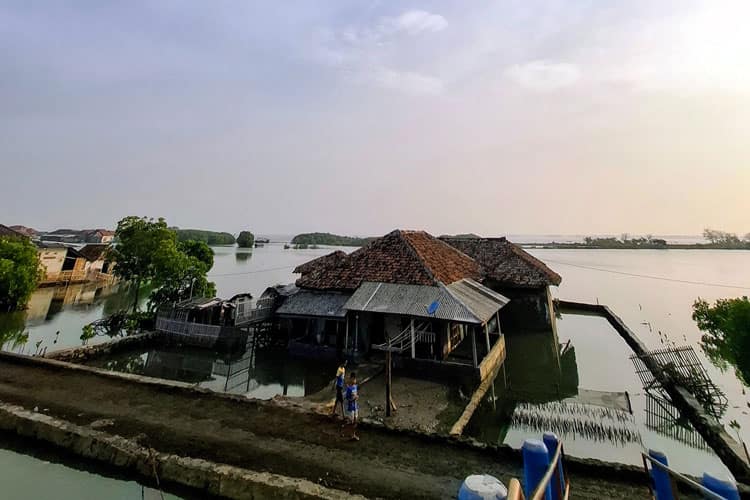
[330,364,346,419]
[344,372,359,441]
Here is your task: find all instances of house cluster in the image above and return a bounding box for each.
[1,224,116,286]
[261,229,562,383]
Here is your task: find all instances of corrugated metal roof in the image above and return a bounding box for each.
[343,280,507,324]
[446,279,509,323]
[276,291,349,318]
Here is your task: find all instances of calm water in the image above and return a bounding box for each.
[2,243,750,477]
[87,343,333,399]
[0,442,184,500]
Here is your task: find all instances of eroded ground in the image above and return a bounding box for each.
[0,357,650,499]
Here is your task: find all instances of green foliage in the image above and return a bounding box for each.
[291,232,373,247]
[108,216,216,312]
[236,231,255,248]
[0,236,42,311]
[178,240,214,269]
[173,228,235,245]
[693,296,750,385]
[0,310,29,350]
[580,236,668,249]
[81,310,156,343]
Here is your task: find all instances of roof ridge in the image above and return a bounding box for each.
[506,240,561,283]
[397,230,439,286]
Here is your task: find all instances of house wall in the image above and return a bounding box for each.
[488,284,556,333]
[37,248,66,276]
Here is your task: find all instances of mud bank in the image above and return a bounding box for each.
[0,402,358,500]
[0,349,652,499]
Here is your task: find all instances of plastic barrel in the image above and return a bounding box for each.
[543,432,565,500]
[522,439,552,500]
[702,472,739,500]
[648,450,673,500]
[457,474,508,500]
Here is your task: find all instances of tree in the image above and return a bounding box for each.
[236,231,255,248]
[693,297,750,385]
[0,236,42,311]
[108,216,181,312]
[179,239,214,269]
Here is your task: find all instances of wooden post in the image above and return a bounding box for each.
[471,325,478,368]
[354,314,359,353]
[410,318,416,359]
[495,311,502,334]
[386,330,392,417]
[345,316,350,353]
[484,323,491,354]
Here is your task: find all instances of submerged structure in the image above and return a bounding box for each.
[278,230,510,381]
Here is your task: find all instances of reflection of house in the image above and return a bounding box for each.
[78,244,116,282]
[441,237,562,333]
[36,242,88,285]
[288,230,510,382]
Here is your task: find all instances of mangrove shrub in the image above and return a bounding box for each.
[0,236,41,311]
[693,296,750,385]
[236,231,255,248]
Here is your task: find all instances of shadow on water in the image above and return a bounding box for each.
[88,337,335,400]
[235,249,253,262]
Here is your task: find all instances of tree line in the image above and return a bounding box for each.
[290,232,374,247]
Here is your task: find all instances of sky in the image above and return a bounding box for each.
[1,1,749,237]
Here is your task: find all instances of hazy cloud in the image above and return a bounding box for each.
[505,61,581,91]
[371,67,444,95]
[390,10,448,35]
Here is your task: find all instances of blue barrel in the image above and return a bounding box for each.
[522,439,552,500]
[543,432,565,500]
[458,474,508,500]
[649,450,673,500]
[702,472,739,500]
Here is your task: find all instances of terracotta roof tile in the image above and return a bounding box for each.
[296,230,480,291]
[441,237,561,288]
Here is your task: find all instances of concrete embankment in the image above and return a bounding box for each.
[559,300,750,485]
[0,348,651,499]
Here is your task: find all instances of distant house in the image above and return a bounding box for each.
[0,224,28,240]
[85,229,115,244]
[78,244,116,281]
[36,242,88,285]
[441,237,562,333]
[8,225,37,238]
[287,230,510,382]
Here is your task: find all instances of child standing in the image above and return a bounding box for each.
[330,364,346,419]
[344,372,359,440]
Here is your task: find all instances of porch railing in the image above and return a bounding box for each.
[372,321,434,353]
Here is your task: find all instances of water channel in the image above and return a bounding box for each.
[1,241,750,485]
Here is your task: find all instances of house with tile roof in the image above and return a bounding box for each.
[283,230,510,381]
[441,237,562,333]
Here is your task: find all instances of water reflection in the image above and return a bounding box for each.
[235,250,253,262]
[89,341,333,400]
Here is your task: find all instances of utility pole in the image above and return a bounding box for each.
[386,332,392,417]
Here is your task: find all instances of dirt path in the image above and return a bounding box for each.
[0,357,649,499]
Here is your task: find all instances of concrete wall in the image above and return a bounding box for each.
[38,247,66,276]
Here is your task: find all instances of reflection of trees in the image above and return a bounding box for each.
[102,283,155,316]
[235,250,253,262]
[99,352,147,374]
[693,297,750,386]
[0,311,29,351]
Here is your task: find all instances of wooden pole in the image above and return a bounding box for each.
[386,332,392,417]
[484,323,491,354]
[471,325,478,368]
[354,314,359,353]
[345,316,350,353]
[410,318,416,359]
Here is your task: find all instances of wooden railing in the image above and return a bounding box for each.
[156,317,221,338]
[234,306,274,326]
[39,270,87,285]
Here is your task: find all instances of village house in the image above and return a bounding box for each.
[36,242,88,286]
[77,244,116,282]
[281,230,511,382]
[440,237,562,333]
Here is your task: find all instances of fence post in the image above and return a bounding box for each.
[648,450,673,500]
[542,432,565,500]
[522,439,551,500]
[702,472,740,500]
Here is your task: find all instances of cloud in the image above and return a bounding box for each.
[371,67,444,95]
[505,61,581,91]
[390,10,448,35]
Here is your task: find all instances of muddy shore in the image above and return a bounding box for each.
[0,352,651,499]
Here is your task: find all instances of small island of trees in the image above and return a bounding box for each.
[173,228,236,246]
[236,231,255,248]
[290,232,374,247]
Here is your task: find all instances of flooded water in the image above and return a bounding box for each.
[0,440,185,500]
[1,242,750,477]
[87,342,333,399]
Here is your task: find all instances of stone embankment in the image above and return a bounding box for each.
[0,348,651,499]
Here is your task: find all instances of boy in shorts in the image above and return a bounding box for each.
[344,372,359,440]
[331,364,346,419]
